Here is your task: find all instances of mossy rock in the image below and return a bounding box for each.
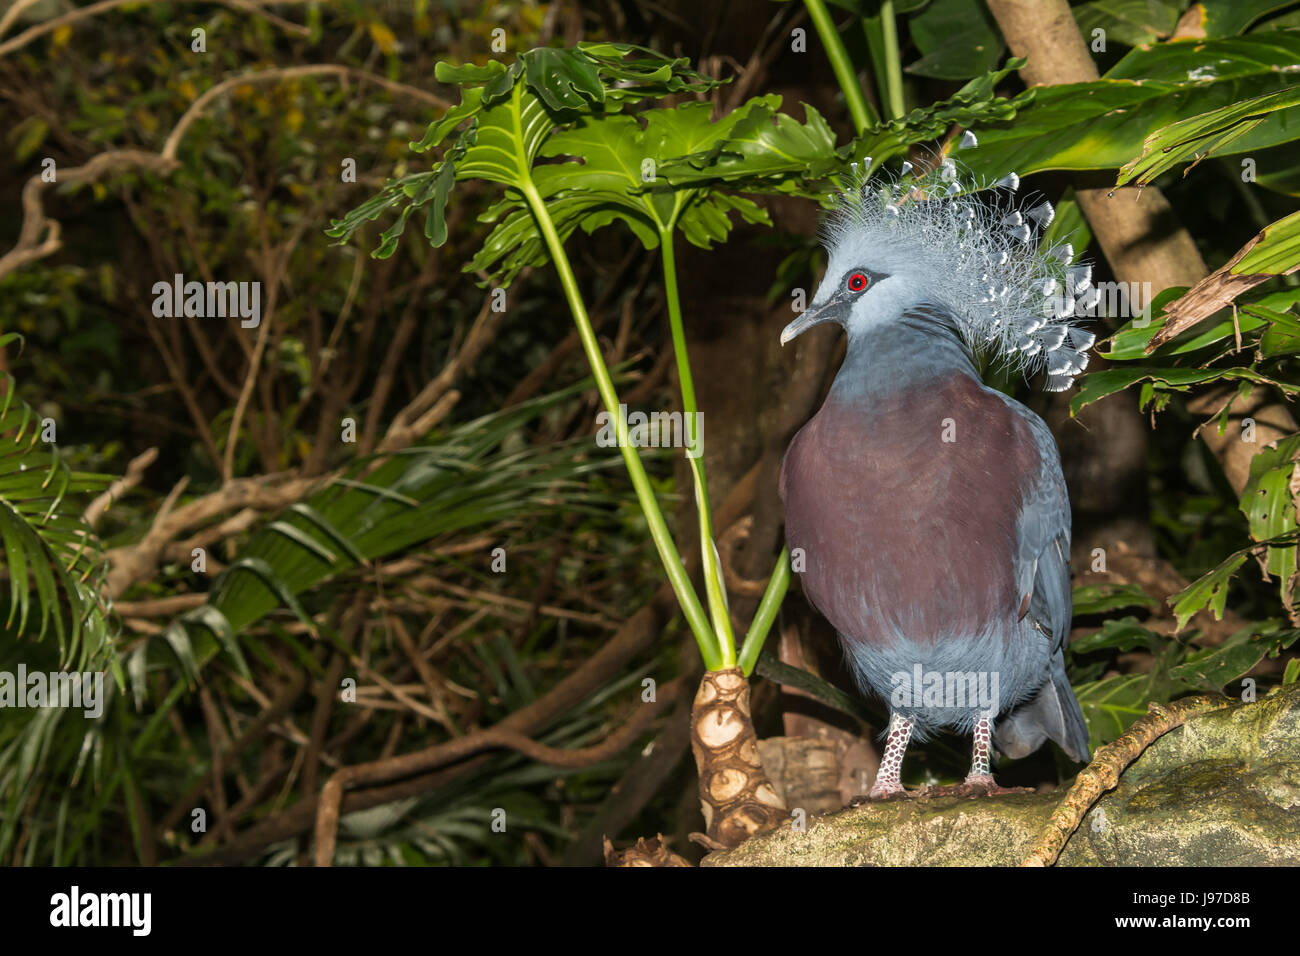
[703,685,1300,866]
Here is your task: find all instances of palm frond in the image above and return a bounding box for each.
[0,374,115,670]
[154,383,618,681]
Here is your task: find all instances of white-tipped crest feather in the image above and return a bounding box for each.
[822,155,1095,390]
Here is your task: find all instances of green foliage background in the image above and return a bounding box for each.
[1,0,1299,866]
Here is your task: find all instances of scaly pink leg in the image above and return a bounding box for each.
[927,712,1031,797]
[867,712,915,799]
[964,712,996,788]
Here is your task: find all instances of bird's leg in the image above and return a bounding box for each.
[925,712,1031,797]
[866,712,915,800]
[964,711,996,789]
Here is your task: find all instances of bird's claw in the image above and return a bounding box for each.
[923,775,1034,799]
[849,786,917,806]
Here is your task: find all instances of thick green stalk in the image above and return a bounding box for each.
[520,182,720,668]
[659,228,699,422]
[738,547,790,676]
[688,456,736,667]
[860,15,889,120]
[804,0,877,134]
[878,0,906,121]
[660,229,736,665]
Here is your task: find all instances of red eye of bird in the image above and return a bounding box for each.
[847,272,869,292]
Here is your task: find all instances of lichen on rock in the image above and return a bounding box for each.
[703,684,1300,866]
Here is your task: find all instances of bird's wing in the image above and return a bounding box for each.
[993,396,1091,762]
[1003,397,1072,653]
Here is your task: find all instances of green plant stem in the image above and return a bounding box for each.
[659,227,699,422]
[879,0,906,121]
[738,547,790,676]
[520,181,720,667]
[804,0,877,134]
[687,456,736,666]
[859,17,888,121]
[659,228,737,666]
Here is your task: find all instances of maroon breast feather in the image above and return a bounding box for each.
[780,373,1042,649]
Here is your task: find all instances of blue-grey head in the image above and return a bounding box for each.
[780,158,1097,392]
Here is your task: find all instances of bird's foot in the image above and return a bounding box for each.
[849,783,918,805]
[924,774,1034,799]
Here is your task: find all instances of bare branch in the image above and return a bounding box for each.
[161,65,449,161]
[0,0,316,57]
[84,447,159,529]
[1,66,445,284]
[313,678,686,866]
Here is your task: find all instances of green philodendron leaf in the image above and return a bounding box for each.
[656,100,842,188]
[468,191,662,285]
[577,206,662,246]
[574,41,719,97]
[677,192,771,249]
[1072,0,1182,47]
[954,35,1300,179]
[906,0,1004,80]
[1118,85,1300,188]
[469,96,785,283]
[539,112,666,198]
[326,167,445,245]
[423,158,458,246]
[455,83,557,187]
[482,59,525,105]
[432,44,718,108]
[410,86,484,153]
[466,196,593,283]
[1233,209,1300,274]
[853,60,1034,168]
[522,48,604,110]
[640,96,784,172]
[433,61,507,84]
[335,44,720,261]
[559,97,780,215]
[374,205,414,259]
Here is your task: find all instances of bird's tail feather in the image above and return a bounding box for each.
[993,651,1090,763]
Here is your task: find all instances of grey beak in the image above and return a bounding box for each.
[780,299,845,346]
